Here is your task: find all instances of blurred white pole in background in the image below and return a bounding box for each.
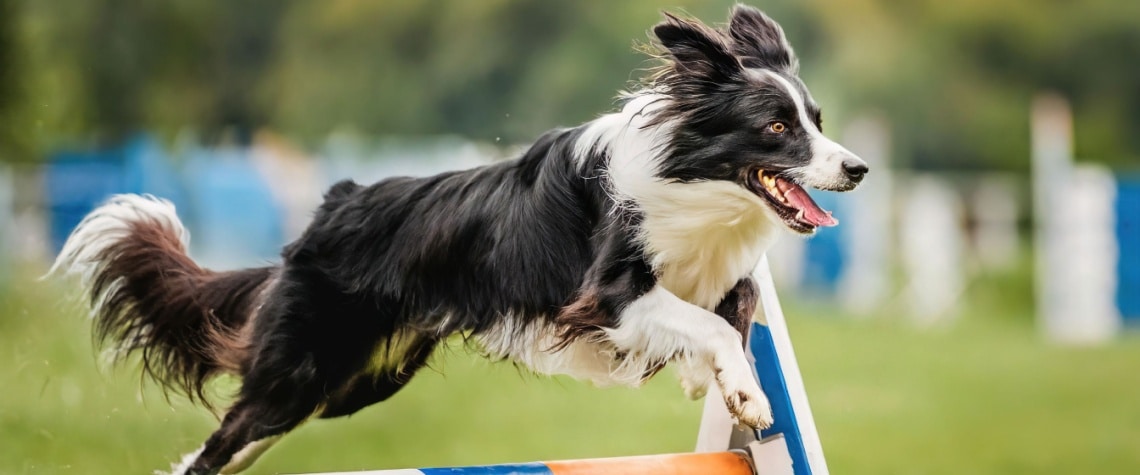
[1031,94,1120,344]
[1032,94,1070,343]
[251,131,325,241]
[900,175,965,325]
[838,114,893,315]
[1055,166,1120,343]
[0,165,12,282]
[971,176,1020,270]
[766,237,804,294]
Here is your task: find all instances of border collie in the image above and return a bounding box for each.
[51,5,866,474]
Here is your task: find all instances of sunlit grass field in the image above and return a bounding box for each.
[2,262,1139,475]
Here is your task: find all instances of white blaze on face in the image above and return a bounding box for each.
[750,69,867,191]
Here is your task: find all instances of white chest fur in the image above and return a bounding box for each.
[639,180,780,310]
[575,94,782,310]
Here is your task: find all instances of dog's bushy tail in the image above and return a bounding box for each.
[49,194,276,404]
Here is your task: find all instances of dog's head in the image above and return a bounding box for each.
[647,5,868,234]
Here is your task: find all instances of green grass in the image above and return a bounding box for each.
[2,263,1139,475]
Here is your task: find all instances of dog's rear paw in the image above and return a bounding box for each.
[678,369,713,400]
[674,358,715,400]
[682,379,708,400]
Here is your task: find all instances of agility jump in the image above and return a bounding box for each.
[305,451,755,475]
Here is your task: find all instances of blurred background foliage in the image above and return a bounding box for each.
[1,0,1139,170]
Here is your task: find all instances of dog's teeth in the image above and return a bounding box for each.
[766,178,781,197]
[758,171,787,202]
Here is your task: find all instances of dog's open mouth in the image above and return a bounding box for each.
[747,169,837,233]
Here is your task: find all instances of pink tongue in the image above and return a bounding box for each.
[782,185,838,227]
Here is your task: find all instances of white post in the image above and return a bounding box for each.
[1033,94,1071,343]
[0,165,11,283]
[1048,166,1120,343]
[899,175,965,324]
[1031,94,1120,344]
[250,135,325,241]
[838,115,892,315]
[971,176,1020,270]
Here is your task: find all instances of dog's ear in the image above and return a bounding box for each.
[727,5,797,72]
[653,12,740,82]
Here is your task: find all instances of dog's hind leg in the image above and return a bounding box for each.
[174,353,325,475]
[177,334,436,474]
[175,402,314,475]
[217,435,282,474]
[319,336,438,419]
[173,273,342,475]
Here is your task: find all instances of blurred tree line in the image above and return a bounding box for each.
[0,0,1137,171]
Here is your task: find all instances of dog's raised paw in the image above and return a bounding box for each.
[725,388,774,430]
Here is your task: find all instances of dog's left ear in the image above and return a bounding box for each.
[653,12,741,83]
[727,5,798,72]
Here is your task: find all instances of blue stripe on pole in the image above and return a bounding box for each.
[1116,177,1140,322]
[419,462,552,475]
[750,322,811,475]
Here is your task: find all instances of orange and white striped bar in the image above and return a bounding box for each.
[299,451,754,475]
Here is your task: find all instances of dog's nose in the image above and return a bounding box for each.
[842,159,869,183]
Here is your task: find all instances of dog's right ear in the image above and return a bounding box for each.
[653,12,741,82]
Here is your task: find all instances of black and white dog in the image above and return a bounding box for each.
[52,6,866,474]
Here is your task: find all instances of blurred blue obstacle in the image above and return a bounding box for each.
[45,148,132,254]
[183,146,283,268]
[1116,176,1140,325]
[799,190,846,295]
[121,135,188,209]
[44,135,285,268]
[45,135,188,253]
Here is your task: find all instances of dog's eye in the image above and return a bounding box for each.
[768,122,787,134]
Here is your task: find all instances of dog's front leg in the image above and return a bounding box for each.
[676,278,759,400]
[607,285,773,429]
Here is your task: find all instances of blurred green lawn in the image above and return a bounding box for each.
[2,264,1139,475]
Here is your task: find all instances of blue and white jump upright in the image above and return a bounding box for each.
[695,255,828,475]
[305,256,827,475]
